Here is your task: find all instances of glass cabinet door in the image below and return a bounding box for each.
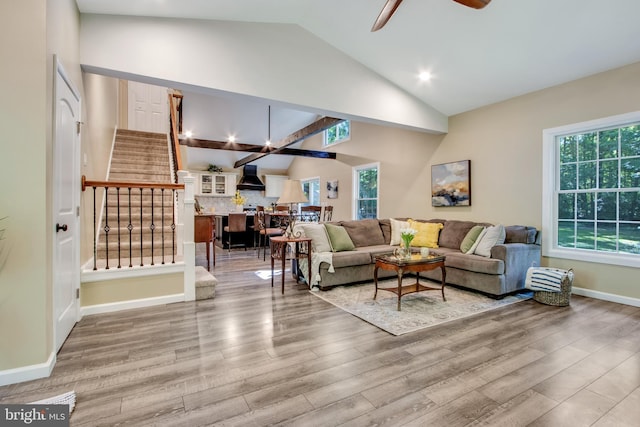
[214,175,226,195]
[200,174,213,194]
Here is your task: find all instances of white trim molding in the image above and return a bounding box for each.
[572,286,640,308]
[80,293,185,316]
[0,352,56,387]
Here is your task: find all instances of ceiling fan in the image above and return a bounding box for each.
[371,0,492,32]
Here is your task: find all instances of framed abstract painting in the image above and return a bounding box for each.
[431,160,471,207]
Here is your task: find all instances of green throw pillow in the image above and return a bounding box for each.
[460,225,485,253]
[324,223,355,252]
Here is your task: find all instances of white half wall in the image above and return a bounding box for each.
[79,14,447,134]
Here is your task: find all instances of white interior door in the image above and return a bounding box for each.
[53,59,81,352]
[128,81,168,133]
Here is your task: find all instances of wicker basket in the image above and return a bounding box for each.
[533,268,574,306]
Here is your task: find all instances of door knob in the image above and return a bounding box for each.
[56,223,68,233]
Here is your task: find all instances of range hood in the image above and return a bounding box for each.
[236,165,265,191]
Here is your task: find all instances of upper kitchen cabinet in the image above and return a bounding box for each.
[197,173,237,196]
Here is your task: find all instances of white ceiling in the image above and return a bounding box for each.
[76,0,640,116]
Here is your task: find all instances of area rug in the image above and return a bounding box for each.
[311,280,532,336]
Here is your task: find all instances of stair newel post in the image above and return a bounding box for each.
[181,172,196,302]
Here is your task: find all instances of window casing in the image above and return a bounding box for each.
[324,121,350,146]
[353,163,379,220]
[301,178,320,206]
[542,111,640,268]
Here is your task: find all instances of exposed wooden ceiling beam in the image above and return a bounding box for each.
[179,137,336,159]
[233,117,344,168]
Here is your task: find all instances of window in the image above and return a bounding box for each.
[324,121,350,146]
[301,178,320,206]
[353,163,379,220]
[542,111,640,268]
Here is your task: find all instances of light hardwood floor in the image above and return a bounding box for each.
[1,246,639,426]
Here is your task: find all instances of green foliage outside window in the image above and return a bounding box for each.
[557,124,640,254]
[324,121,350,146]
[355,166,378,219]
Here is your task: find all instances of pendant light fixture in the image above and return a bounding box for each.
[265,105,271,146]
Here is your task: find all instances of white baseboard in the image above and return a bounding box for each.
[81,293,185,316]
[572,286,640,307]
[0,352,56,387]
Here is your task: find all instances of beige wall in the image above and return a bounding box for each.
[80,73,119,263]
[291,62,640,301]
[0,0,82,372]
[437,62,640,300]
[0,0,49,370]
[81,273,183,306]
[289,122,445,221]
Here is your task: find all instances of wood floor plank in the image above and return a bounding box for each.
[1,247,638,425]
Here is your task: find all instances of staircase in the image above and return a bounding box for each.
[95,129,177,267]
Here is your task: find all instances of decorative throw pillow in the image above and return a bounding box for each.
[301,223,333,253]
[389,218,410,246]
[460,225,486,253]
[473,224,506,257]
[466,228,487,254]
[407,219,443,248]
[324,223,355,252]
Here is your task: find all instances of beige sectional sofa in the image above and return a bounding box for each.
[307,218,540,297]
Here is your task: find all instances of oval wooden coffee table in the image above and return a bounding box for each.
[373,252,446,311]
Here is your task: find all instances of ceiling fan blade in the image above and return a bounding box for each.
[371,0,404,32]
[452,0,491,9]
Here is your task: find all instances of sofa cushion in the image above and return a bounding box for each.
[389,218,410,245]
[301,223,332,253]
[379,219,392,244]
[439,220,478,249]
[444,251,505,275]
[330,250,372,268]
[460,225,486,253]
[474,224,506,257]
[325,223,356,252]
[341,219,386,247]
[505,225,537,244]
[408,220,443,248]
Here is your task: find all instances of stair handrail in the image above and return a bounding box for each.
[168,93,184,181]
[82,176,185,191]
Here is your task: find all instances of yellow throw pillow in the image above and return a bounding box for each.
[407,220,443,248]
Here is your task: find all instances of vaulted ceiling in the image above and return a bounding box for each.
[76,0,640,170]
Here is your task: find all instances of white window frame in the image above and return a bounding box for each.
[352,162,380,220]
[323,120,351,147]
[542,111,640,268]
[301,177,320,206]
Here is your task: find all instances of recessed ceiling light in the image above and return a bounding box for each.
[184,130,193,138]
[228,135,236,143]
[265,140,271,146]
[419,71,432,82]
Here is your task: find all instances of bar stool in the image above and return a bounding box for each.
[224,213,247,252]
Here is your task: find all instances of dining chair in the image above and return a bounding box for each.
[255,209,283,260]
[322,205,333,222]
[300,205,321,222]
[223,213,247,252]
